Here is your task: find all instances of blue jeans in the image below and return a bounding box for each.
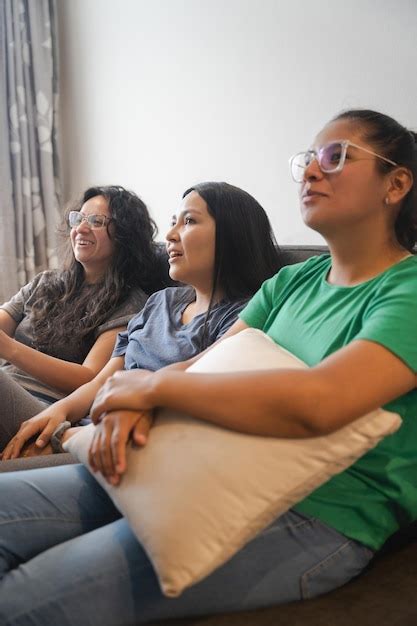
[0,465,374,625]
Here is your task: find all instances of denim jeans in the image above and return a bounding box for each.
[0,465,374,626]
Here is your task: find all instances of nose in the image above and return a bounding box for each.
[165,222,180,243]
[304,155,323,182]
[75,216,92,232]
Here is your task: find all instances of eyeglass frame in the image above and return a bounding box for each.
[68,211,113,230]
[289,139,399,183]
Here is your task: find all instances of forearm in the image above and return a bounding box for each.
[150,369,329,437]
[149,361,407,438]
[50,357,125,423]
[90,341,415,436]
[50,377,104,424]
[4,338,95,393]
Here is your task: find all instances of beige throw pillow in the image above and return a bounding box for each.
[64,329,401,597]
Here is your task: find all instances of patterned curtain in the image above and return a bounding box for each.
[0,0,61,303]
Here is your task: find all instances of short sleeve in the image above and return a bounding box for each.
[355,263,417,372]
[239,281,274,329]
[206,299,249,343]
[112,329,129,357]
[238,265,298,330]
[0,274,44,323]
[110,291,161,358]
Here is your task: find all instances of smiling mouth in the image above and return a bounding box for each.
[75,240,94,246]
[168,251,183,261]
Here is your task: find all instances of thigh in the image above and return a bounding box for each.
[0,368,47,450]
[0,464,120,579]
[0,509,374,626]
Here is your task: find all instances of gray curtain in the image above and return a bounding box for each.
[0,0,61,303]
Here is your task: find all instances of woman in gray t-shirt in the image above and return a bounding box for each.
[2,182,281,465]
[0,185,164,450]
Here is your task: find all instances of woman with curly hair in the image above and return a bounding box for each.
[0,185,165,450]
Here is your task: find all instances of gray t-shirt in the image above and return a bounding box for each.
[112,286,248,370]
[0,271,148,401]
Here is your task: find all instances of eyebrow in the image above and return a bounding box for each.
[172,208,203,221]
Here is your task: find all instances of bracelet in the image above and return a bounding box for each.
[50,421,72,454]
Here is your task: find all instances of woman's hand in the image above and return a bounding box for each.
[90,369,156,423]
[1,410,69,460]
[88,409,153,485]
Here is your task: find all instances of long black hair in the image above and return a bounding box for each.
[29,185,163,358]
[182,182,282,348]
[333,110,417,251]
[183,182,282,300]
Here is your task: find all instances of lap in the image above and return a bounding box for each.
[0,465,374,625]
[0,368,48,451]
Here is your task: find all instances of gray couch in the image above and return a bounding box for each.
[3,246,417,626]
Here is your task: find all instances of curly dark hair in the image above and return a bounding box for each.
[29,185,164,358]
[333,110,417,252]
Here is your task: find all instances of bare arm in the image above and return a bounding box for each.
[0,325,125,393]
[90,339,416,438]
[0,310,18,336]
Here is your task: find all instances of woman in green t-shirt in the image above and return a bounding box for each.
[0,111,417,623]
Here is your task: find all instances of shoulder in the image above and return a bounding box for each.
[275,254,331,280]
[370,256,417,299]
[215,296,249,317]
[146,286,194,307]
[125,286,193,330]
[25,270,60,293]
[260,254,331,295]
[97,287,148,336]
[362,257,417,320]
[4,270,59,304]
[120,287,149,313]
[386,255,417,281]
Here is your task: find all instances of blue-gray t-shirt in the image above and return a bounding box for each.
[112,286,248,371]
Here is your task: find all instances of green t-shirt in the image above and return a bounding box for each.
[239,254,417,551]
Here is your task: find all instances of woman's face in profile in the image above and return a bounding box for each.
[166,191,216,291]
[299,119,389,236]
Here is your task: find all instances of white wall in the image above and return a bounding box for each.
[57,0,417,244]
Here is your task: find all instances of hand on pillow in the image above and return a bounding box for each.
[90,369,154,423]
[88,409,154,484]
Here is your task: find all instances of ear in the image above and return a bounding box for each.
[385,167,413,205]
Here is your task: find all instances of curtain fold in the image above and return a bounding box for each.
[0,0,61,303]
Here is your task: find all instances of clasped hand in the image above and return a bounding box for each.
[88,409,153,485]
[90,369,155,423]
[88,370,156,484]
[1,410,67,460]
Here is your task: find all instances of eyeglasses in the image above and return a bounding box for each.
[68,211,113,229]
[289,140,398,183]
